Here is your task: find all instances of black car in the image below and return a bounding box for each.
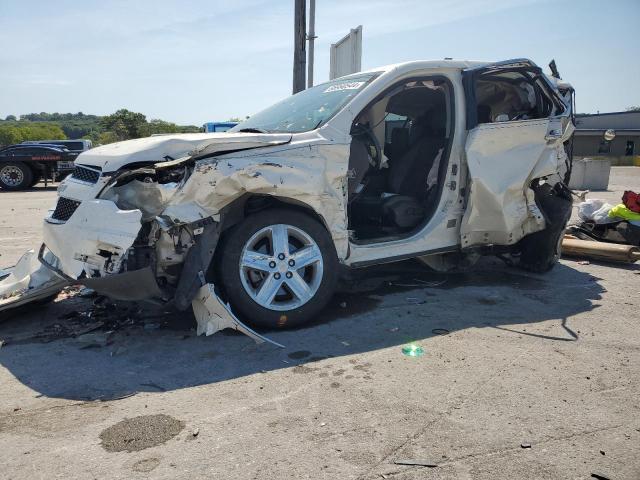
[0,140,91,190]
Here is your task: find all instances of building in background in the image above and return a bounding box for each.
[573,111,640,166]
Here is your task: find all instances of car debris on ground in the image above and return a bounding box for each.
[393,459,438,467]
[563,189,640,264]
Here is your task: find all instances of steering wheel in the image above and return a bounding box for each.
[351,123,382,169]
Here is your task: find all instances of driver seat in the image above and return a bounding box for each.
[380,134,444,230]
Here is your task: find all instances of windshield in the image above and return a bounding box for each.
[230,73,379,134]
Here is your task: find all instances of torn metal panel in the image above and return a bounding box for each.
[173,220,221,310]
[461,120,562,248]
[0,249,68,312]
[43,200,143,279]
[164,143,351,259]
[184,134,292,162]
[159,202,214,225]
[75,132,292,172]
[80,267,163,301]
[101,180,180,221]
[191,284,284,347]
[0,267,9,282]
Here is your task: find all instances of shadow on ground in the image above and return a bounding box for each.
[0,185,58,194]
[0,257,604,401]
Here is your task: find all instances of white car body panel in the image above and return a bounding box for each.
[461,117,574,248]
[192,283,284,347]
[43,200,143,278]
[0,249,68,310]
[76,132,292,172]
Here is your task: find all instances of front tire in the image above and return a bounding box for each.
[0,162,33,191]
[215,208,339,329]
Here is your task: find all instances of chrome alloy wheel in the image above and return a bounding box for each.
[0,165,24,187]
[239,224,324,311]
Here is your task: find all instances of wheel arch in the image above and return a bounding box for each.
[219,193,334,239]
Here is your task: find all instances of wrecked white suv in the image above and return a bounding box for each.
[1,59,575,338]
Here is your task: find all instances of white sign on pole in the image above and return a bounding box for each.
[329,25,362,80]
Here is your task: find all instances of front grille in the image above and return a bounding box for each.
[51,197,81,222]
[71,165,101,184]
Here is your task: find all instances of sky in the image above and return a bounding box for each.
[0,0,638,125]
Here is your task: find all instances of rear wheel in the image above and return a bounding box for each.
[517,182,573,273]
[216,208,339,329]
[0,162,33,191]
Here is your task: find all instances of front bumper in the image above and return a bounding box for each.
[43,198,145,285]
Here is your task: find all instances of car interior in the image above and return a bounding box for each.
[347,78,453,242]
[474,69,555,124]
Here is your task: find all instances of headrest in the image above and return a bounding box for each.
[413,109,447,137]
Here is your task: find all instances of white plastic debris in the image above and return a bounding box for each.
[0,249,68,311]
[191,283,284,348]
[577,199,618,224]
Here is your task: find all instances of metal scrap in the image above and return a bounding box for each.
[394,459,438,468]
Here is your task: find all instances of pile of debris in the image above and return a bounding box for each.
[2,287,183,347]
[563,190,640,264]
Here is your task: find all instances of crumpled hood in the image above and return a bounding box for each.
[76,132,293,172]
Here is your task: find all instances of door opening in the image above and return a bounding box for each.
[347,77,453,243]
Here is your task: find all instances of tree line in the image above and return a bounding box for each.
[0,110,202,147]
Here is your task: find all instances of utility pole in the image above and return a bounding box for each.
[307,0,316,88]
[292,0,306,94]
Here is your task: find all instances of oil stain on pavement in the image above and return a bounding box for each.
[99,414,184,452]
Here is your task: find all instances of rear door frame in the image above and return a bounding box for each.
[459,59,573,249]
[462,58,567,131]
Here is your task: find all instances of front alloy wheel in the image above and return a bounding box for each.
[240,224,324,311]
[216,208,339,329]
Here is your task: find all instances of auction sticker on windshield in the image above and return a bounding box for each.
[324,81,366,93]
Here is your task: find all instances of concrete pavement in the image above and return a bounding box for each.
[0,168,638,479]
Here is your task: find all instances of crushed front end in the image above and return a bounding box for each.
[2,133,293,346]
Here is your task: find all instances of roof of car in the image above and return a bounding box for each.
[358,59,492,75]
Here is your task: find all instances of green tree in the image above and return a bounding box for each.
[0,123,66,146]
[100,109,147,140]
[82,130,102,145]
[4,115,17,121]
[0,125,24,145]
[98,131,119,145]
[138,119,180,137]
[178,124,202,133]
[626,106,640,112]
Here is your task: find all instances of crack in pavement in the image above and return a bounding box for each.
[355,346,534,480]
[376,422,628,479]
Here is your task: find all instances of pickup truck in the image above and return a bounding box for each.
[0,139,92,190]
